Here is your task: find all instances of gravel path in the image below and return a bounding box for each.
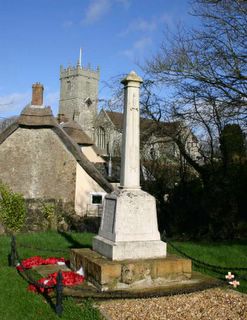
[99,288,247,320]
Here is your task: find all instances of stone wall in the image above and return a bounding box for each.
[0,197,100,234]
[0,127,77,203]
[23,198,74,232]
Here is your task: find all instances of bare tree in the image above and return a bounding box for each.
[143,0,247,174]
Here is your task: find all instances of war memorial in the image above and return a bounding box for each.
[71,72,194,292]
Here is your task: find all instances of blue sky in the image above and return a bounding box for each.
[0,0,194,118]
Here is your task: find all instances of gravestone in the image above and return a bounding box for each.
[93,71,167,260]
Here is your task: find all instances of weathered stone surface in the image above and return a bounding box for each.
[98,190,162,242]
[120,71,143,189]
[22,198,74,232]
[33,264,71,277]
[70,248,192,291]
[0,128,77,202]
[0,117,112,221]
[59,64,99,139]
[93,186,166,260]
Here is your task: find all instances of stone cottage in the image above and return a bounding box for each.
[0,83,113,229]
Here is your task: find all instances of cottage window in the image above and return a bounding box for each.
[92,195,102,204]
[91,192,106,205]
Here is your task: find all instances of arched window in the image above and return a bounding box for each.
[97,127,106,150]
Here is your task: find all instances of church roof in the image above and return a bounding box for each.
[0,105,113,193]
[61,120,94,146]
[105,111,181,136]
[106,111,124,130]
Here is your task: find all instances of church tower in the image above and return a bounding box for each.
[58,52,100,139]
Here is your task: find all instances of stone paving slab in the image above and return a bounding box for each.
[32,264,224,299]
[33,264,71,277]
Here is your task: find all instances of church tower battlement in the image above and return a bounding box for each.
[59,53,100,139]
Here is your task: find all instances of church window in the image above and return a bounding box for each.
[85,97,92,107]
[97,126,106,150]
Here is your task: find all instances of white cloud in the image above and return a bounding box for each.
[0,92,29,116]
[62,20,74,28]
[82,0,111,25]
[121,36,152,60]
[82,0,130,25]
[134,37,152,50]
[160,13,174,27]
[119,12,177,38]
[0,90,60,118]
[120,18,157,37]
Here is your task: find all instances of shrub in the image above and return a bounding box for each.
[0,182,27,233]
[41,202,57,229]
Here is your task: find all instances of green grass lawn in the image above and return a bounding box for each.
[0,231,246,319]
[0,231,102,320]
[167,240,247,293]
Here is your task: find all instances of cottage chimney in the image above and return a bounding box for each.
[31,82,44,106]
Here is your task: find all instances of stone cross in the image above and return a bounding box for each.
[120,71,143,189]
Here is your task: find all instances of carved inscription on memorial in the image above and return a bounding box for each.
[103,198,116,233]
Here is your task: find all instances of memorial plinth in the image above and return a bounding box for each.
[93,189,166,260]
[71,248,192,291]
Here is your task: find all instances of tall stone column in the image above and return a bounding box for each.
[120,71,142,189]
[93,71,166,261]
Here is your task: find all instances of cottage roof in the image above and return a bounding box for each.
[18,105,57,127]
[0,105,113,193]
[61,120,94,146]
